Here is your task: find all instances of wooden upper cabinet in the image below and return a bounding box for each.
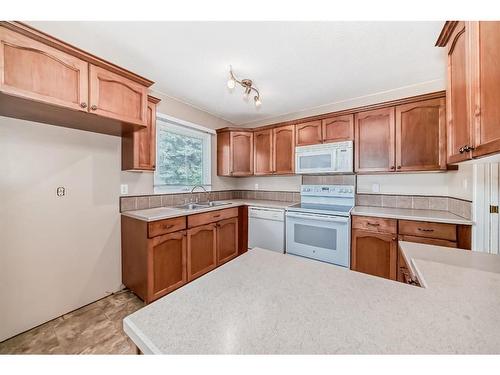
[150,231,187,302]
[351,229,397,281]
[187,223,217,282]
[355,107,395,173]
[395,98,446,171]
[295,120,322,146]
[89,64,148,127]
[273,125,295,174]
[122,96,160,171]
[444,21,472,163]
[470,21,500,158]
[322,114,354,143]
[254,129,273,175]
[0,27,88,111]
[230,131,254,176]
[216,217,239,266]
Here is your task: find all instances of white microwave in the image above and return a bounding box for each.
[295,141,353,174]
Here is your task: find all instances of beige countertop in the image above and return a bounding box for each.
[399,241,500,287]
[124,247,500,354]
[351,206,473,225]
[121,199,294,222]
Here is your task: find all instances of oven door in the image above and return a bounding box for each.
[285,212,350,267]
[295,148,335,174]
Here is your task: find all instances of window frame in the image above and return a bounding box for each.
[154,113,213,194]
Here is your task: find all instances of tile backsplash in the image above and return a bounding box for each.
[355,194,472,220]
[120,190,300,212]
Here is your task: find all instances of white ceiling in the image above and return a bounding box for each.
[27,21,446,125]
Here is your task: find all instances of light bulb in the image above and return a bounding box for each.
[227,78,235,89]
[254,96,262,107]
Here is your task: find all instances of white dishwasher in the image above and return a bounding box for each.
[248,206,285,253]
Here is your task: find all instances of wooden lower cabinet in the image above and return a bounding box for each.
[351,214,472,283]
[217,217,239,265]
[150,231,187,301]
[122,207,247,304]
[351,229,398,280]
[187,223,217,281]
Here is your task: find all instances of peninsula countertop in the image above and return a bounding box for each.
[351,206,473,225]
[123,247,500,354]
[121,199,294,222]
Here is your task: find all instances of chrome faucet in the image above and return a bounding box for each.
[190,185,210,203]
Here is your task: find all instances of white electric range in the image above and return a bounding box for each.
[285,184,355,267]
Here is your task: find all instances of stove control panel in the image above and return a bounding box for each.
[300,185,355,197]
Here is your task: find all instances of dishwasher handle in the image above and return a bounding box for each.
[286,212,349,223]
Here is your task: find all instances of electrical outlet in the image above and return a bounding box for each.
[56,187,66,197]
[120,184,129,195]
[254,183,259,190]
[371,183,380,193]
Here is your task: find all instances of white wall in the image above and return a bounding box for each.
[120,90,237,196]
[0,116,122,341]
[241,81,445,128]
[356,165,473,201]
[233,175,302,192]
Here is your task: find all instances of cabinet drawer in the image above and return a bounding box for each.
[352,216,397,234]
[399,235,457,248]
[148,216,186,238]
[188,207,238,228]
[398,220,457,241]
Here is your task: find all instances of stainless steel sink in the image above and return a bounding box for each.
[174,203,208,210]
[174,201,231,210]
[205,201,231,207]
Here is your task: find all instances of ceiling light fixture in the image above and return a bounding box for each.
[227,65,262,108]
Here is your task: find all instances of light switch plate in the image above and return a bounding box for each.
[120,184,129,195]
[371,183,380,193]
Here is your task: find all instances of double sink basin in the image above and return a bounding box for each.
[173,201,232,211]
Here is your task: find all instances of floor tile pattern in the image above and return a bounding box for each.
[0,290,143,354]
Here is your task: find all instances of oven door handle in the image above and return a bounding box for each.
[286,212,349,223]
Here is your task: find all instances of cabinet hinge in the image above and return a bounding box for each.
[490,205,499,214]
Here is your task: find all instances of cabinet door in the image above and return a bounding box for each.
[354,107,395,173]
[322,114,354,143]
[230,131,254,176]
[351,229,397,280]
[139,99,157,170]
[295,120,322,146]
[149,231,187,302]
[395,98,446,171]
[273,125,295,174]
[187,224,217,281]
[0,27,88,111]
[470,21,500,158]
[89,64,148,126]
[254,129,273,175]
[216,217,239,265]
[446,21,472,163]
[122,96,158,171]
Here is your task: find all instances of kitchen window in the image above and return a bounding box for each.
[154,114,212,193]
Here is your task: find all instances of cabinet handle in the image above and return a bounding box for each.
[397,165,401,169]
[80,102,87,108]
[417,228,434,232]
[213,214,221,218]
[459,146,465,154]
[366,222,380,226]
[464,145,475,152]
[90,105,98,111]
[162,224,174,229]
[390,166,395,170]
